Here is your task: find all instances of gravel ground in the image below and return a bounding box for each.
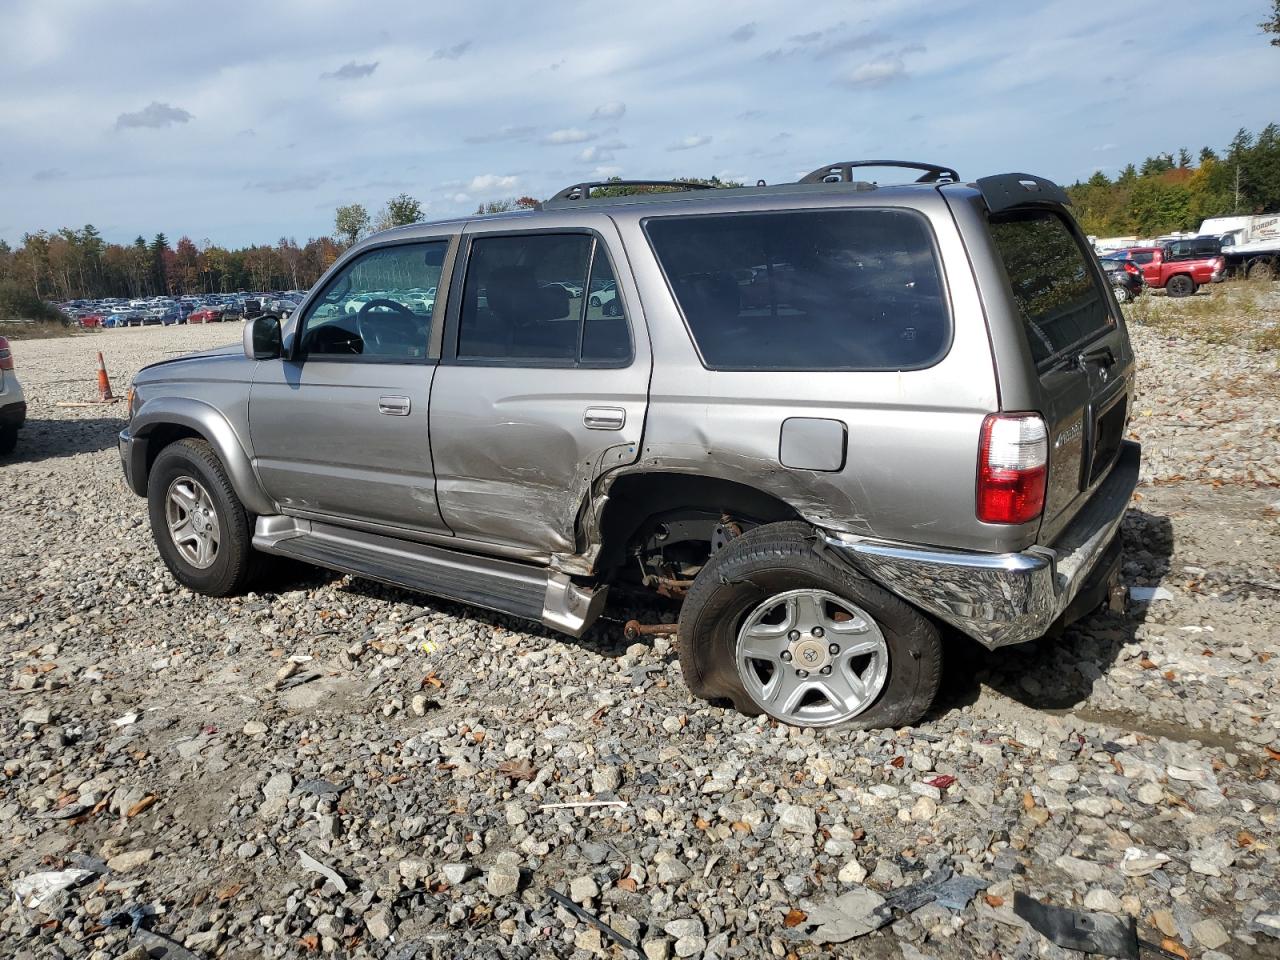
[2,305,1278,960]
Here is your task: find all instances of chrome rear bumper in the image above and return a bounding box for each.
[824,441,1140,649]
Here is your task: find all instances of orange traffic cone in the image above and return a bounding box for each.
[96,352,115,402]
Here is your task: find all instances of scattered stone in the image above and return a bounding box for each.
[106,848,154,872]
[1191,919,1229,950]
[777,803,817,835]
[485,862,520,897]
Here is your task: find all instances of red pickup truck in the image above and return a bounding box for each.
[1112,241,1225,298]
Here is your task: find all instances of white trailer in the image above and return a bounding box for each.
[1199,213,1280,280]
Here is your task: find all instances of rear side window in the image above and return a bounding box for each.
[1165,237,1221,260]
[1131,251,1154,265]
[988,211,1114,365]
[457,233,632,365]
[645,209,950,371]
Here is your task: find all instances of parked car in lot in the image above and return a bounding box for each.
[77,313,104,329]
[1111,241,1224,297]
[187,307,223,324]
[0,337,27,455]
[120,161,1139,730]
[1099,257,1144,302]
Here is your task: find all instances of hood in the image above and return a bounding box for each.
[137,342,243,377]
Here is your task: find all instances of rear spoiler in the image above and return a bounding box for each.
[975,173,1070,213]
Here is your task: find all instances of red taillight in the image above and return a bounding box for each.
[977,413,1048,525]
[0,337,12,372]
[1124,262,1139,275]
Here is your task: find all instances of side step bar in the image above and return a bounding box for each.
[253,517,607,638]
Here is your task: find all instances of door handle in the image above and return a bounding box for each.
[378,395,411,416]
[583,406,626,430]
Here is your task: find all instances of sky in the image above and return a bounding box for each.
[0,0,1275,248]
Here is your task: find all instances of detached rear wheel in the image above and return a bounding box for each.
[147,438,258,595]
[677,521,942,729]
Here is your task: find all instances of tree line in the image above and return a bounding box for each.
[0,228,346,302]
[1066,125,1280,238]
[0,191,438,302]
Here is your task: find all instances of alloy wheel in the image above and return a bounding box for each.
[736,588,889,726]
[165,475,220,569]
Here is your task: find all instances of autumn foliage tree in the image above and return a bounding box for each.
[1066,124,1280,237]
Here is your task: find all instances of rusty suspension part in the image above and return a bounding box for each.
[623,619,679,641]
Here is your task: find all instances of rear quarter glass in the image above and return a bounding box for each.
[987,210,1114,367]
[643,207,952,372]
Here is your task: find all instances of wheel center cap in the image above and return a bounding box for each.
[790,638,829,671]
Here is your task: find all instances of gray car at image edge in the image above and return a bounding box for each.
[119,160,1140,730]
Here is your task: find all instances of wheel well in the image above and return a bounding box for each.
[142,423,204,483]
[595,473,801,575]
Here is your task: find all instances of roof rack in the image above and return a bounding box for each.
[799,160,960,185]
[549,180,717,202]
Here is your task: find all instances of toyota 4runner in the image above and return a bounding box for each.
[120,161,1140,729]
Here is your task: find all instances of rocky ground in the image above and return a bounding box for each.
[1,298,1278,960]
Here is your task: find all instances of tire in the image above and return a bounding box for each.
[147,438,259,596]
[1246,259,1274,282]
[677,521,942,729]
[589,296,601,308]
[1166,274,1195,298]
[1112,284,1131,303]
[0,426,17,456]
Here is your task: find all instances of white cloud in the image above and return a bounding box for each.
[840,55,907,87]
[667,135,711,151]
[578,140,626,163]
[115,102,193,130]
[544,128,594,145]
[451,192,470,203]
[591,101,626,120]
[468,174,518,192]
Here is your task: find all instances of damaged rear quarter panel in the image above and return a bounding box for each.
[605,193,1014,554]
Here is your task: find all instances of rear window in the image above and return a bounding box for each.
[1165,236,1221,260]
[644,209,950,371]
[988,210,1114,365]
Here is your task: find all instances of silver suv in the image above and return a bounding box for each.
[119,161,1140,729]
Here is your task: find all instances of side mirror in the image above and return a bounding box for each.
[243,315,282,360]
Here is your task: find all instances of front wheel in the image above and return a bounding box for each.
[1166,274,1196,298]
[147,438,259,595]
[677,521,942,729]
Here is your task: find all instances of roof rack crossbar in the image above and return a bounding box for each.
[799,160,960,185]
[549,180,717,202]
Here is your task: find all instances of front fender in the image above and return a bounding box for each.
[131,397,276,516]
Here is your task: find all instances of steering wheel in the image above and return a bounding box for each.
[356,298,420,353]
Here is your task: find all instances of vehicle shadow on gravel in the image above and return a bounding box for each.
[933,508,1175,716]
[0,417,124,465]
